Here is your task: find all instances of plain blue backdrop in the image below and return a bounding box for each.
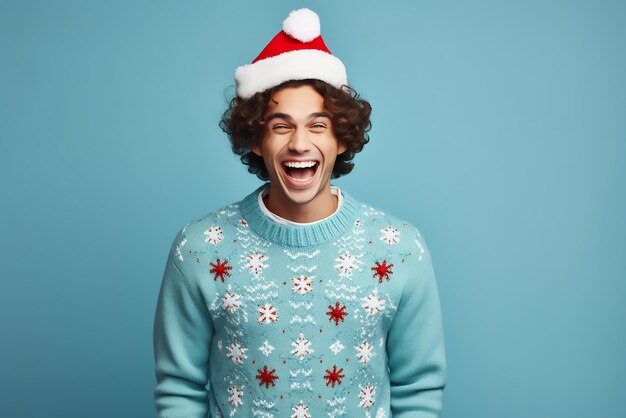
[1,1,624,417]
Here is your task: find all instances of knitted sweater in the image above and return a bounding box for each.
[153,183,447,418]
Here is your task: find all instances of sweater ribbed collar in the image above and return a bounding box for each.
[239,183,360,247]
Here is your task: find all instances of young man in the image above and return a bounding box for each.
[153,8,447,418]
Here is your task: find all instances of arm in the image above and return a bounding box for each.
[386,234,447,417]
[153,234,214,418]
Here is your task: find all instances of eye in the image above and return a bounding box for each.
[272,124,290,132]
[310,122,328,130]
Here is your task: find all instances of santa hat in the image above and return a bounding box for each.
[234,8,348,99]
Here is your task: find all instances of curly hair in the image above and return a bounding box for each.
[219,79,372,181]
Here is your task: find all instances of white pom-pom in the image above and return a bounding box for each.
[282,8,320,43]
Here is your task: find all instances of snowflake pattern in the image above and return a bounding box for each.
[256,365,279,388]
[380,226,400,245]
[245,252,268,277]
[168,204,425,415]
[222,291,242,314]
[358,383,376,409]
[227,384,244,407]
[324,365,345,387]
[291,275,313,294]
[335,252,361,278]
[257,304,278,324]
[329,340,345,355]
[371,260,394,283]
[175,236,187,262]
[204,225,223,245]
[209,258,232,282]
[355,340,374,364]
[291,400,311,418]
[291,333,314,359]
[326,301,348,325]
[362,289,385,315]
[259,340,275,356]
[175,246,183,262]
[226,341,248,364]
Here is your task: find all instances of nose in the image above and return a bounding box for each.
[287,127,312,153]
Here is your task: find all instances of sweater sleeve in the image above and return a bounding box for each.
[153,237,214,418]
[386,235,447,418]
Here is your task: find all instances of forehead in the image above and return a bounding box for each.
[266,85,326,115]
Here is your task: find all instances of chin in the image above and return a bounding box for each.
[285,186,323,205]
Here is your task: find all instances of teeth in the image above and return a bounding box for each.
[283,161,317,168]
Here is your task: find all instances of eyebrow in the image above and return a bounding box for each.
[264,112,331,123]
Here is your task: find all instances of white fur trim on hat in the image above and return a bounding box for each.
[282,8,320,42]
[235,49,348,99]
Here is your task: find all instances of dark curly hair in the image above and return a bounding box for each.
[219,79,372,181]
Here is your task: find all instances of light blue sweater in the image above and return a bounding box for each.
[153,183,447,417]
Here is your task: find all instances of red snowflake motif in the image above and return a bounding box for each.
[323,365,345,388]
[371,260,394,283]
[326,302,348,325]
[209,258,232,282]
[256,365,279,388]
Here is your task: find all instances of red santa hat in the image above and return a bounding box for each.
[235,8,348,99]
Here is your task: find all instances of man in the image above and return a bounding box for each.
[153,8,447,418]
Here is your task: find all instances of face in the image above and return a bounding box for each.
[251,84,347,208]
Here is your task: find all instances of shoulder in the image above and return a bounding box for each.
[166,196,249,265]
[347,192,430,258]
[343,194,437,303]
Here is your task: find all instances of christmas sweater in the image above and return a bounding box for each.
[153,183,447,418]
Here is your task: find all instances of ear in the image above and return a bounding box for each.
[337,141,347,155]
[250,144,262,157]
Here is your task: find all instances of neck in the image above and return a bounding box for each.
[263,184,337,223]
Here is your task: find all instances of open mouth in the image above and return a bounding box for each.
[281,160,319,182]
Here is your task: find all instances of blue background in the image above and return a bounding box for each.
[1,1,624,417]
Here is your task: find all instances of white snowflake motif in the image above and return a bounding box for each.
[221,291,242,314]
[362,289,385,315]
[291,275,313,295]
[175,237,187,261]
[355,340,374,364]
[204,225,223,245]
[245,252,268,277]
[226,341,248,364]
[335,252,361,278]
[175,245,184,262]
[329,340,345,355]
[259,340,275,356]
[358,383,376,409]
[291,333,314,359]
[380,225,400,245]
[217,339,223,350]
[291,400,311,418]
[227,384,244,407]
[257,304,278,324]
